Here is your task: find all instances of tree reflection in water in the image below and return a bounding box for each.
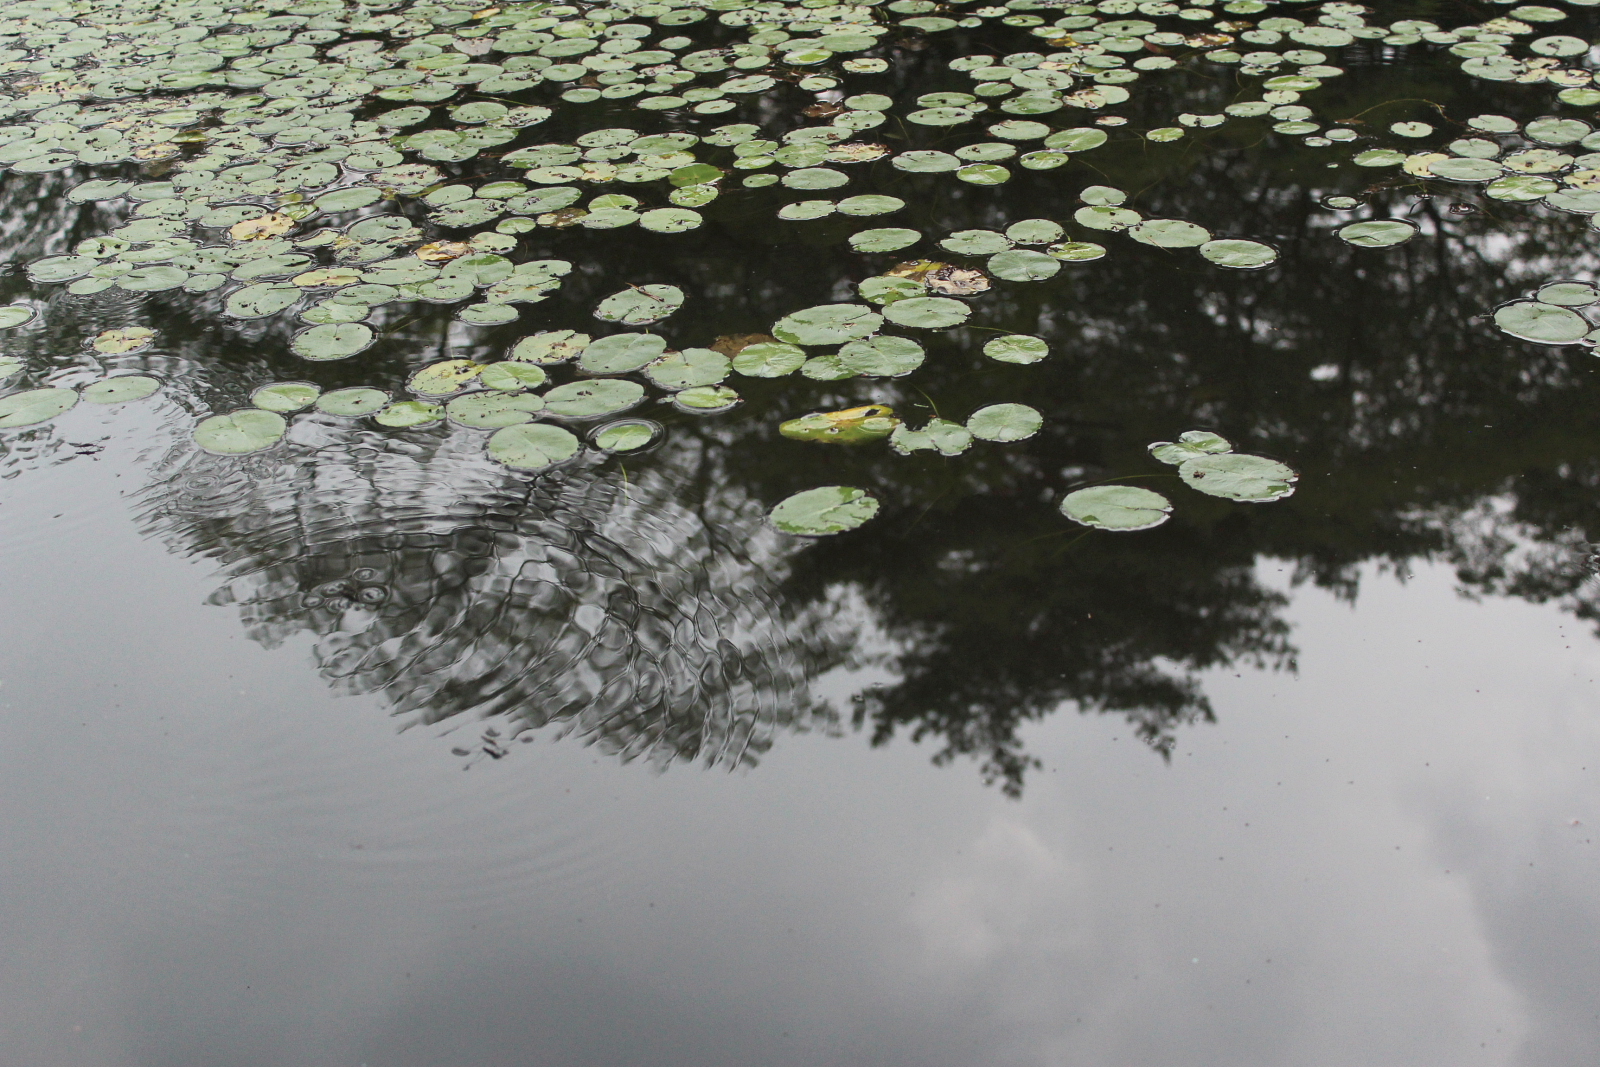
[6,57,1600,794]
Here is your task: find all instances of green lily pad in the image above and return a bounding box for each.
[892,150,960,172]
[595,284,685,325]
[967,403,1043,442]
[514,331,589,364]
[409,359,484,396]
[646,347,731,389]
[1199,239,1279,269]
[1336,220,1418,248]
[1535,283,1599,307]
[850,228,921,252]
[769,485,880,535]
[882,297,970,329]
[889,419,973,456]
[675,385,741,411]
[117,266,189,292]
[1149,430,1233,465]
[1493,301,1590,344]
[639,208,702,232]
[837,195,904,216]
[594,420,660,452]
[987,249,1061,282]
[1060,485,1173,531]
[733,342,807,377]
[772,304,883,346]
[251,381,321,412]
[0,305,37,329]
[984,334,1049,364]
[837,335,925,376]
[316,388,390,416]
[579,333,668,374]
[480,362,548,391]
[1129,219,1212,248]
[784,167,849,190]
[82,376,161,405]
[941,230,1013,255]
[543,379,647,418]
[0,387,77,427]
[1006,219,1065,245]
[1179,453,1298,501]
[225,283,301,318]
[487,422,581,470]
[446,391,546,428]
[290,323,375,361]
[194,409,286,454]
[373,401,444,428]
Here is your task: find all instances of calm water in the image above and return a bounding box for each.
[5,0,1600,1062]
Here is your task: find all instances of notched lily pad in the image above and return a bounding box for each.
[594,419,661,452]
[768,485,880,535]
[194,409,286,455]
[83,376,161,405]
[967,403,1043,442]
[291,323,375,361]
[0,387,77,427]
[1179,453,1298,502]
[1493,300,1590,344]
[487,422,581,470]
[595,284,685,325]
[1060,485,1173,531]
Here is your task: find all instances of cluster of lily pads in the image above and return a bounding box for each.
[0,323,164,426]
[2,0,1599,536]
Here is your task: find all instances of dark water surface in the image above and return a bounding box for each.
[5,0,1600,1062]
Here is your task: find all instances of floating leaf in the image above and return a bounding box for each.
[1535,283,1599,307]
[941,230,1012,256]
[595,284,685,325]
[836,336,925,376]
[544,379,646,418]
[230,213,294,240]
[409,360,484,396]
[225,284,301,319]
[374,401,444,428]
[889,418,972,456]
[579,333,667,374]
[594,420,660,452]
[251,382,321,412]
[675,385,741,411]
[1129,219,1212,248]
[1493,301,1590,344]
[732,341,807,377]
[1179,453,1298,501]
[639,208,702,232]
[480,362,548,391]
[82,376,160,405]
[772,304,883,346]
[0,387,76,428]
[1060,485,1173,531]
[987,250,1061,282]
[91,327,155,354]
[769,486,880,535]
[513,330,589,364]
[646,348,731,389]
[1149,430,1232,465]
[290,323,375,361]
[781,405,900,444]
[1006,219,1065,245]
[194,409,286,454]
[0,305,36,329]
[984,335,1049,364]
[1336,220,1419,248]
[967,403,1043,442]
[1199,240,1278,269]
[850,228,921,252]
[447,391,546,428]
[487,422,581,470]
[882,297,971,329]
[316,388,390,417]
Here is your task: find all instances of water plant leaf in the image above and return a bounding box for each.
[193,409,286,454]
[1129,220,1212,248]
[544,379,646,419]
[513,331,589,364]
[1535,283,1599,307]
[889,418,973,456]
[579,333,667,374]
[1149,430,1233,464]
[487,423,581,470]
[290,323,375,361]
[316,388,390,417]
[0,305,36,329]
[479,362,548,391]
[0,387,77,428]
[92,327,155,354]
[596,284,685,325]
[850,228,921,252]
[82,376,160,405]
[1179,453,1298,501]
[882,297,971,329]
[646,348,731,389]
[1060,485,1173,531]
[987,249,1061,282]
[984,334,1049,364]
[837,336,925,376]
[772,305,883,346]
[732,341,806,377]
[594,420,660,452]
[675,385,741,411]
[251,382,321,412]
[1199,240,1278,269]
[967,403,1043,442]
[374,401,444,428]
[781,405,900,444]
[1006,219,1065,245]
[409,360,484,396]
[768,486,880,535]
[226,284,301,319]
[1493,301,1590,344]
[1336,220,1419,248]
[446,391,546,428]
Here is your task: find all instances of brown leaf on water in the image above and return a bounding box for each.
[710,333,775,357]
[537,207,588,228]
[416,240,474,262]
[885,259,949,281]
[826,142,889,164]
[804,103,844,118]
[230,213,294,241]
[925,265,991,296]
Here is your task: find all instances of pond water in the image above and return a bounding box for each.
[4,0,1600,1062]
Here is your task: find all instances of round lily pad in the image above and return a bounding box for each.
[940,230,1013,255]
[290,323,375,361]
[733,342,806,377]
[882,297,971,329]
[984,334,1049,364]
[1129,220,1212,248]
[1336,220,1419,248]
[772,304,883,346]
[316,388,390,416]
[480,362,548,391]
[91,327,156,354]
[1493,301,1590,344]
[543,379,646,418]
[675,385,741,411]
[1006,220,1065,245]
[1060,485,1173,531]
[967,403,1043,442]
[0,388,77,428]
[579,333,668,374]
[1536,283,1599,307]
[595,284,684,325]
[251,382,321,412]
[987,250,1061,282]
[837,336,925,377]
[194,409,287,455]
[487,423,581,470]
[769,486,880,535]
[409,360,484,396]
[1199,239,1279,269]
[594,420,660,452]
[645,348,731,390]
[850,228,921,252]
[446,391,546,428]
[82,376,161,405]
[0,305,36,329]
[1179,453,1298,501]
[373,401,444,428]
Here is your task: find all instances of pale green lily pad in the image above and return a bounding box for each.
[374,401,444,428]
[487,422,581,470]
[733,342,806,377]
[850,228,921,252]
[769,485,880,535]
[1536,283,1599,307]
[675,385,741,411]
[967,403,1043,442]
[0,387,76,427]
[646,348,731,389]
[941,230,1012,255]
[0,305,36,329]
[595,284,685,325]
[889,418,973,456]
[290,323,375,361]
[773,305,883,346]
[251,381,321,412]
[784,167,849,190]
[837,336,925,376]
[194,409,286,454]
[316,388,390,417]
[1199,240,1279,269]
[1149,430,1232,465]
[514,331,589,364]
[639,208,702,232]
[1060,485,1172,531]
[1129,220,1212,248]
[409,359,483,396]
[226,284,301,319]
[82,376,161,405]
[1049,242,1108,262]
[594,420,660,452]
[1180,453,1298,501]
[480,362,548,391]
[988,250,1061,281]
[544,379,646,418]
[893,150,961,172]
[118,266,189,292]
[579,333,667,374]
[882,297,971,329]
[446,391,546,428]
[984,334,1049,364]
[1493,301,1590,344]
[1006,219,1065,245]
[1337,220,1418,248]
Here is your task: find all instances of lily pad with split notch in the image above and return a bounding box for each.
[83,376,160,405]
[194,409,286,455]
[291,323,375,361]
[0,305,36,329]
[984,334,1049,364]
[882,297,971,329]
[1060,485,1172,531]
[251,381,321,412]
[91,327,155,354]
[1337,220,1418,248]
[446,391,546,428]
[409,360,484,396]
[987,249,1061,282]
[645,348,731,389]
[594,420,660,452]
[1493,301,1590,344]
[480,362,548,391]
[544,379,646,419]
[1199,240,1279,269]
[1179,453,1298,501]
[373,401,444,428]
[769,486,880,536]
[487,422,581,471]
[579,333,668,374]
[732,342,806,377]
[316,388,390,417]
[850,228,922,253]
[1129,220,1211,248]
[967,403,1042,442]
[595,284,684,326]
[837,336,925,377]
[772,305,883,346]
[675,386,741,412]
